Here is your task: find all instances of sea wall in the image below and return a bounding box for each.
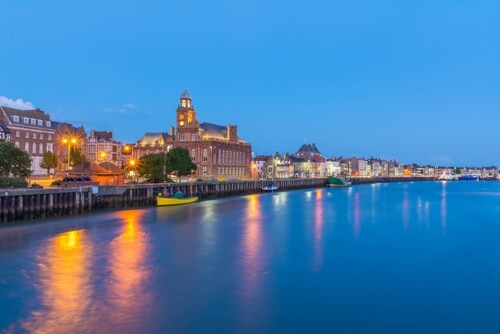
[0,177,436,223]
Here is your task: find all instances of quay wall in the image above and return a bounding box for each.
[0,177,435,223]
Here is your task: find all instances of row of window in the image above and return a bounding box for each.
[88,144,119,152]
[15,141,53,154]
[218,167,247,176]
[12,116,51,127]
[218,149,246,165]
[178,133,197,142]
[14,130,52,141]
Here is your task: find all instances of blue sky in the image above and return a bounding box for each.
[1,0,498,166]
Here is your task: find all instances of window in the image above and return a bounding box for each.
[15,141,19,148]
[191,133,196,141]
[39,143,43,153]
[40,134,43,140]
[191,149,196,162]
[13,116,19,122]
[48,135,52,141]
[32,143,36,153]
[25,132,29,138]
[179,133,184,141]
[203,149,208,162]
[37,120,42,126]
[15,131,20,137]
[202,166,207,175]
[47,143,53,152]
[46,121,51,127]
[31,119,36,125]
[23,118,29,124]
[25,142,29,152]
[32,133,37,139]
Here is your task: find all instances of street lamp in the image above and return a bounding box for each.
[62,137,77,170]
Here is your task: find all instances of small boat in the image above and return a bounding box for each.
[458,173,479,181]
[156,191,198,206]
[326,176,353,187]
[262,182,279,192]
[437,173,456,181]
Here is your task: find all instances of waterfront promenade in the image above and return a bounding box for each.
[0,176,435,223]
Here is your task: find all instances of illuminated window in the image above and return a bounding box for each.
[202,166,207,174]
[181,100,186,107]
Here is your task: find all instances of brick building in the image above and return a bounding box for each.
[134,91,252,179]
[52,121,87,172]
[174,91,252,179]
[0,106,56,175]
[86,130,123,168]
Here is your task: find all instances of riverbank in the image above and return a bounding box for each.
[0,177,435,223]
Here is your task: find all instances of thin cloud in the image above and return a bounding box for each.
[123,103,137,109]
[102,102,138,113]
[142,110,154,115]
[0,96,35,109]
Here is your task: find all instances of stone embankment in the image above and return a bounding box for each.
[0,177,435,223]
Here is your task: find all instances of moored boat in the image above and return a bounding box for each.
[262,182,279,192]
[458,173,479,181]
[437,173,456,181]
[156,192,199,206]
[326,176,353,187]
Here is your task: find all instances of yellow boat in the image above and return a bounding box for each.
[156,196,199,206]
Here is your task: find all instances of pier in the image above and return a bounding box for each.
[0,177,435,223]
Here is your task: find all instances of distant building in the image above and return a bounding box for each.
[86,130,123,168]
[294,143,322,160]
[0,120,11,142]
[0,106,55,175]
[134,91,252,179]
[52,121,87,172]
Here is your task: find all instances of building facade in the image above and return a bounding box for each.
[86,130,123,168]
[53,122,87,172]
[0,106,56,175]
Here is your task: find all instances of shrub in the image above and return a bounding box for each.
[31,183,43,189]
[0,177,28,188]
[51,179,63,186]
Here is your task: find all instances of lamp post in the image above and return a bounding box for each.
[62,137,77,170]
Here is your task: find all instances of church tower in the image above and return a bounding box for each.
[176,90,199,143]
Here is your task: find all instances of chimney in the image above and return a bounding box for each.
[227,123,231,140]
[169,126,175,137]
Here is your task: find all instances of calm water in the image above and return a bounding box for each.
[0,181,499,333]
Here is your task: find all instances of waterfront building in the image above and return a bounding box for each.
[0,106,55,175]
[252,155,270,179]
[86,130,123,168]
[133,91,252,179]
[52,121,87,173]
[174,91,252,179]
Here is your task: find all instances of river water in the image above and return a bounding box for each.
[0,181,499,333]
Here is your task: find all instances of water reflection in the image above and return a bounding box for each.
[440,182,447,233]
[353,192,361,238]
[241,194,263,299]
[105,210,152,330]
[402,185,410,230]
[22,230,94,333]
[313,189,324,271]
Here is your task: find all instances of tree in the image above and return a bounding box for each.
[39,151,58,176]
[137,153,168,183]
[0,142,32,177]
[167,147,197,181]
[69,146,86,168]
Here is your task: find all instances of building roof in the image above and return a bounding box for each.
[199,122,247,143]
[296,143,322,155]
[180,90,191,99]
[0,120,11,134]
[68,161,124,175]
[90,130,113,141]
[137,132,171,147]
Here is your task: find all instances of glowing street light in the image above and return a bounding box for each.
[62,137,77,170]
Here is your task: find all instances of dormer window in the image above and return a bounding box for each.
[31,119,36,125]
[13,116,19,122]
[23,118,29,124]
[37,120,42,126]
[46,121,51,127]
